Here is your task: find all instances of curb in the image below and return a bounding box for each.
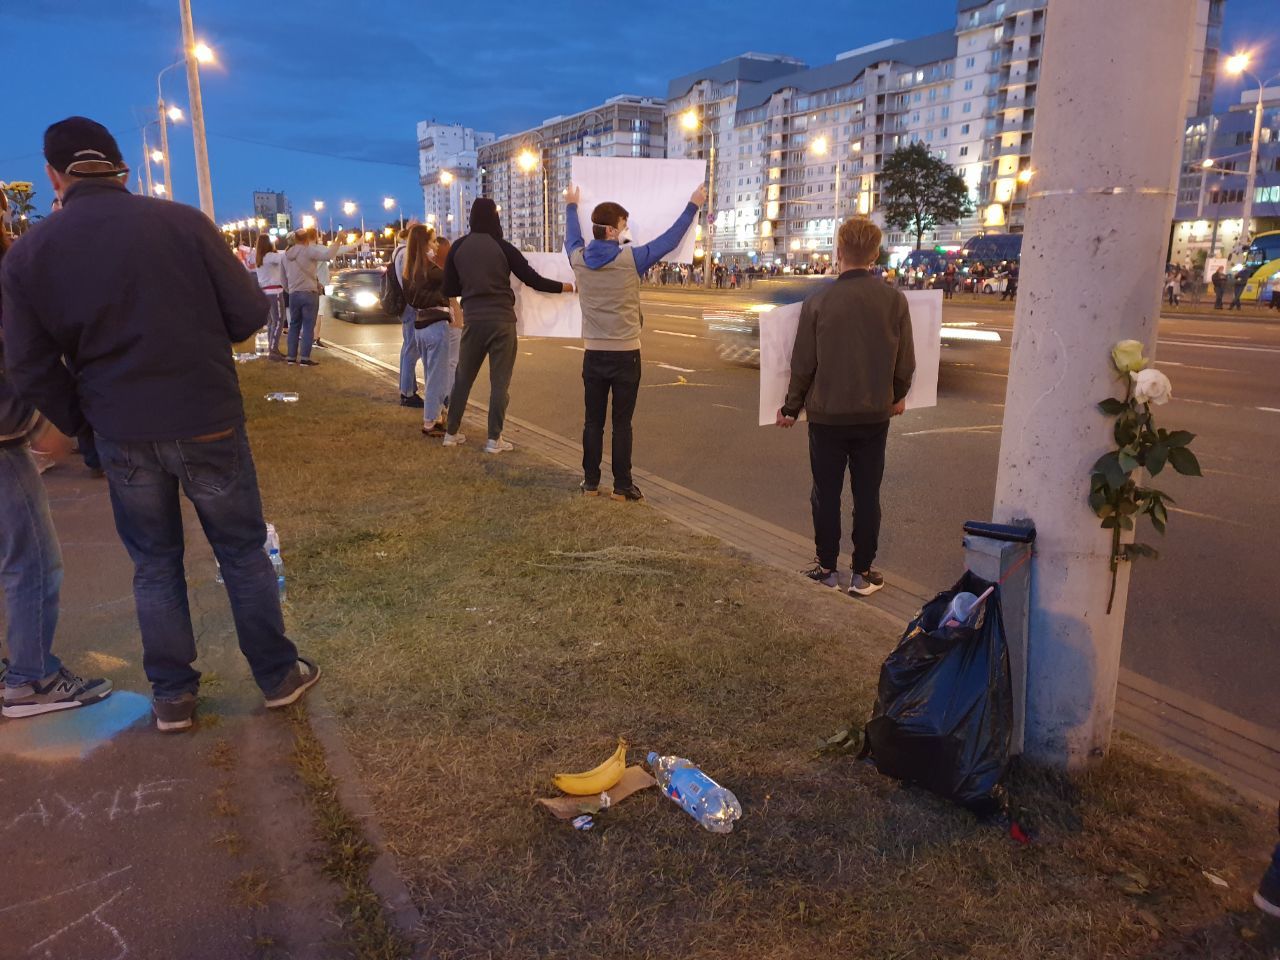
[324,341,1278,807]
[303,688,426,954]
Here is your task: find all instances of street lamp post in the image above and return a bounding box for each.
[517,146,549,252]
[178,0,215,219]
[140,129,155,196]
[440,169,461,237]
[681,108,718,288]
[1224,53,1280,252]
[810,135,842,256]
[155,58,191,201]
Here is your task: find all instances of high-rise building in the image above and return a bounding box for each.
[418,123,495,238]
[1171,85,1280,266]
[252,190,291,232]
[665,0,1226,267]
[477,95,667,252]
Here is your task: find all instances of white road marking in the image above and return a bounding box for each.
[1168,506,1248,528]
[1172,397,1233,408]
[902,424,1003,437]
[562,345,585,353]
[1259,406,1280,414]
[1161,339,1280,354]
[712,403,740,411]
[650,329,699,338]
[1155,361,1237,373]
[649,361,696,373]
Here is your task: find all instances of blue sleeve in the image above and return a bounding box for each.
[564,203,584,256]
[631,203,698,275]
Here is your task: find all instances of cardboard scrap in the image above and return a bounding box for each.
[537,765,656,820]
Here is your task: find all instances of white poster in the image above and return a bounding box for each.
[569,157,706,264]
[757,290,943,426]
[513,252,582,338]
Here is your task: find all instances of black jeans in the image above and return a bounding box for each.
[582,349,641,490]
[807,421,890,573]
[446,321,518,440]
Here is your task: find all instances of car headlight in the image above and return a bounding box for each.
[353,290,380,309]
[747,304,777,314]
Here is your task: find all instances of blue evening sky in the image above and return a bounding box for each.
[2,0,1274,225]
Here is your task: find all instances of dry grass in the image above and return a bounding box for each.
[240,357,1276,960]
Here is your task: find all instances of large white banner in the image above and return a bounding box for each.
[513,252,582,338]
[569,157,705,264]
[757,290,943,426]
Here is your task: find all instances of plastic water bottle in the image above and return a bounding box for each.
[255,329,270,356]
[264,392,299,403]
[647,752,742,834]
[269,548,286,602]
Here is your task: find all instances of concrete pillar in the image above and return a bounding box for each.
[991,0,1200,768]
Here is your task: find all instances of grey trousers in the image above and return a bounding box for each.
[445,321,518,440]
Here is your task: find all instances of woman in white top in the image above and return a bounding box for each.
[254,235,287,360]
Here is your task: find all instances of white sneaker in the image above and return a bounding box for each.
[442,432,467,447]
[484,438,514,454]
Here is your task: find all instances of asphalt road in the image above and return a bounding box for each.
[320,288,1280,734]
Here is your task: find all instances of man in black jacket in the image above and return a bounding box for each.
[1,117,319,732]
[777,217,915,598]
[441,198,573,453]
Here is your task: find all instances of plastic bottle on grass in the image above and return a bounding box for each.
[255,329,270,356]
[647,752,741,834]
[264,392,299,403]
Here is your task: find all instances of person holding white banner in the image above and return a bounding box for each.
[441,198,573,453]
[776,218,915,598]
[564,182,706,500]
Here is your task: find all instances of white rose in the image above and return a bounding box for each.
[1131,368,1172,405]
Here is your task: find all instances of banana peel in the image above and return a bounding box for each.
[552,740,627,796]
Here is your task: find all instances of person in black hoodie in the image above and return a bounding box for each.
[0,217,113,717]
[1,117,320,733]
[441,198,573,453]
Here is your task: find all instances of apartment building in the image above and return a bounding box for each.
[477,95,667,252]
[417,123,495,237]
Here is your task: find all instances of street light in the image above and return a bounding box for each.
[193,42,215,64]
[150,149,164,164]
[342,201,356,216]
[1017,168,1036,184]
[1224,51,1280,249]
[809,135,841,256]
[153,184,167,197]
[680,108,717,287]
[167,106,184,122]
[301,214,316,230]
[515,146,549,251]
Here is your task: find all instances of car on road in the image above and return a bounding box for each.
[703,277,833,365]
[326,267,398,323]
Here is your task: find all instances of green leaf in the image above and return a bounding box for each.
[1093,452,1127,489]
[1118,450,1140,474]
[1101,516,1118,529]
[1126,543,1160,560]
[1165,430,1195,448]
[1087,488,1108,514]
[1120,516,1134,530]
[1152,513,1167,535]
[1145,443,1169,476]
[1168,447,1202,477]
[1097,397,1128,416]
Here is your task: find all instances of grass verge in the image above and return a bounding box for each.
[241,354,1275,960]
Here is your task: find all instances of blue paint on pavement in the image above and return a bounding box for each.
[0,692,152,762]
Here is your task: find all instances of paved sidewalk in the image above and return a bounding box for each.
[0,461,343,959]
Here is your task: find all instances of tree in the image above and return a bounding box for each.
[2,181,40,235]
[879,143,974,250]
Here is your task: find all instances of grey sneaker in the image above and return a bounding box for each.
[849,569,885,597]
[153,692,198,733]
[3,667,113,719]
[264,657,322,709]
[442,432,467,447]
[484,437,514,454]
[803,562,839,588]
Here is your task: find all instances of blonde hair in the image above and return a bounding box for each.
[837,218,882,268]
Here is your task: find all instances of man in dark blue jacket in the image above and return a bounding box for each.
[1,117,320,732]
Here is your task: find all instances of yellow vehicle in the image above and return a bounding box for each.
[1240,230,1280,303]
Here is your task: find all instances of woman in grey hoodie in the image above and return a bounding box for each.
[282,227,344,365]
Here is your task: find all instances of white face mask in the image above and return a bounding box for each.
[617,227,633,245]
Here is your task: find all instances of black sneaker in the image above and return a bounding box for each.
[610,484,644,502]
[580,480,600,497]
[264,657,322,709]
[1256,867,1280,919]
[803,562,838,588]
[400,393,426,408]
[0,658,7,685]
[313,339,326,349]
[3,667,114,719]
[153,692,198,733]
[299,358,320,367]
[849,569,885,597]
[287,357,297,364]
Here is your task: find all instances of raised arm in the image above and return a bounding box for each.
[564,185,584,256]
[631,183,708,275]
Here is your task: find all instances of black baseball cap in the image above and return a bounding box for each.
[43,116,128,178]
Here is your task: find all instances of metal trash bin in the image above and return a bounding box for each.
[962,519,1035,756]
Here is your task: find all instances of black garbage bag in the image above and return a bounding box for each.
[862,571,1012,816]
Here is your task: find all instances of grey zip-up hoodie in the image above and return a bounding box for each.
[283,239,343,295]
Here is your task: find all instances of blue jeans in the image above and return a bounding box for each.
[413,319,452,421]
[287,291,320,361]
[94,426,298,699]
[0,445,64,686]
[399,307,422,396]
